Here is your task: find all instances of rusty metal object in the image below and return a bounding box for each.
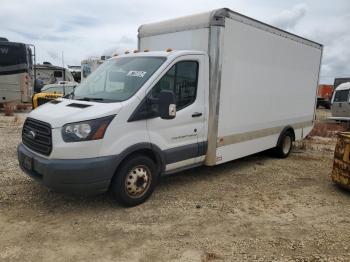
[331,132,350,188]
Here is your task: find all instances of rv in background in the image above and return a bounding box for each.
[35,62,74,86]
[0,38,35,103]
[81,56,111,82]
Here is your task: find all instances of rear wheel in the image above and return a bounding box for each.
[111,155,157,207]
[274,131,293,158]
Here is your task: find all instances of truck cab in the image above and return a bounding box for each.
[331,82,350,118]
[18,50,209,206]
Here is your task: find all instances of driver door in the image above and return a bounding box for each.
[146,54,206,172]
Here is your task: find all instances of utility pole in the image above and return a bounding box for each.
[61,51,65,81]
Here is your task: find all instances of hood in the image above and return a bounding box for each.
[29,98,123,128]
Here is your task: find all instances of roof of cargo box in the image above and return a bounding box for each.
[138,8,322,49]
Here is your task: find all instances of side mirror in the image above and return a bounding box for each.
[159,90,176,119]
[34,79,44,93]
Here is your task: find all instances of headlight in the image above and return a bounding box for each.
[62,115,115,142]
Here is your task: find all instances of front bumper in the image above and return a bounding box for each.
[17,143,118,195]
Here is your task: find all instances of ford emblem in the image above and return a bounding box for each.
[28,130,36,139]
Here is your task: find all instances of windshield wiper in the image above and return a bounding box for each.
[63,92,74,99]
[63,89,76,99]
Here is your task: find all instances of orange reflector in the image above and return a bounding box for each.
[92,123,108,140]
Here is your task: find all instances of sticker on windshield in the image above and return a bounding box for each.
[127,71,147,78]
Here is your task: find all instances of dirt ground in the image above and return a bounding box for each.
[1,109,350,261]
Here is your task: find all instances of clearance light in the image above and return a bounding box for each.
[144,49,149,52]
[113,53,119,56]
[133,50,139,53]
[124,50,130,54]
[166,48,173,52]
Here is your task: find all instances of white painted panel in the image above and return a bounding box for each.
[139,28,209,53]
[218,18,321,139]
[217,124,313,165]
[217,134,279,164]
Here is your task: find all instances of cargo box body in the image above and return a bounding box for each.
[139,8,322,165]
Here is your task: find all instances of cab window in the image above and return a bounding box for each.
[333,90,350,102]
[128,60,199,122]
[151,61,198,110]
[54,71,63,78]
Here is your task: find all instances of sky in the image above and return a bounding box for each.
[0,0,349,84]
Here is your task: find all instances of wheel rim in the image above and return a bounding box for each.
[125,165,151,198]
[282,136,292,155]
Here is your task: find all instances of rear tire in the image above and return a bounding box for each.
[111,155,158,207]
[274,131,293,158]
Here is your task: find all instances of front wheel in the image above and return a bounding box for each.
[274,131,293,158]
[111,155,158,207]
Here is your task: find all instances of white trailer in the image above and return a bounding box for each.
[18,8,322,206]
[138,8,322,165]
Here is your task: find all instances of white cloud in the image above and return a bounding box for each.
[270,3,308,31]
[269,2,350,84]
[0,0,349,84]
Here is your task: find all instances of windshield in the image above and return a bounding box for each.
[74,57,166,102]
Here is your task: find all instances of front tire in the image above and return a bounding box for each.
[274,131,293,158]
[111,155,158,207]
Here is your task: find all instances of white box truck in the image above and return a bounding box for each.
[17,8,322,206]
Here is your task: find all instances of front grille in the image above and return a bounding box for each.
[22,118,52,156]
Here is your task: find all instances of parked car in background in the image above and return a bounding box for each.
[331,82,350,119]
[32,81,77,108]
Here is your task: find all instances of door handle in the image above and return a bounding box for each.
[192,112,202,117]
